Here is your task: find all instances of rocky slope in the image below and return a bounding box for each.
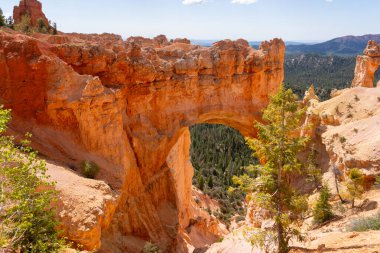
[0,3,285,249]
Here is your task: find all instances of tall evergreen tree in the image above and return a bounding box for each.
[346,168,364,208]
[313,184,333,224]
[0,8,5,27]
[207,175,213,188]
[234,86,309,253]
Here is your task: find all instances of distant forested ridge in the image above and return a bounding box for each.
[284,54,355,100]
[284,54,380,101]
[190,124,257,223]
[286,34,380,56]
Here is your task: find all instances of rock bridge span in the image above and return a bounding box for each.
[0,31,284,252]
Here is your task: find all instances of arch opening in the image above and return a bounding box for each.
[189,123,258,224]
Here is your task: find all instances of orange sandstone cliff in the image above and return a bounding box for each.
[13,0,49,26]
[0,25,285,252]
[352,40,380,88]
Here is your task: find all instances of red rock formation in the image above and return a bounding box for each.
[0,29,285,252]
[352,40,380,88]
[13,0,49,26]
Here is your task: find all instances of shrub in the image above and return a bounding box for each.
[142,242,162,253]
[14,15,32,34]
[339,136,346,143]
[81,160,100,179]
[0,106,67,252]
[313,185,334,224]
[348,212,380,232]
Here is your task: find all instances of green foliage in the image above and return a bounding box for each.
[142,242,162,253]
[37,19,49,33]
[52,22,57,35]
[0,8,5,27]
[313,185,334,224]
[190,124,257,223]
[81,160,100,179]
[346,168,364,208]
[5,16,14,29]
[207,175,213,188]
[15,15,32,34]
[0,106,67,252]
[234,86,309,253]
[348,212,380,232]
[306,146,322,189]
[197,174,205,191]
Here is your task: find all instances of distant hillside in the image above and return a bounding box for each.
[191,40,307,48]
[286,34,380,56]
[284,54,380,101]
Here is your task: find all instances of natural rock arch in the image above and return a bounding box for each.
[0,31,284,252]
[352,40,380,88]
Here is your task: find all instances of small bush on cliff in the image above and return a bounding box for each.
[15,14,32,34]
[81,160,100,179]
[313,184,334,224]
[142,242,162,253]
[233,86,309,253]
[0,106,67,252]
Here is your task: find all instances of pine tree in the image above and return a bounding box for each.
[207,175,213,188]
[53,22,57,35]
[0,8,5,27]
[233,86,309,253]
[306,145,322,189]
[197,174,205,191]
[313,184,333,224]
[5,16,14,29]
[346,168,364,208]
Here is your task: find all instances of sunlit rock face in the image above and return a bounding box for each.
[0,28,284,252]
[352,40,380,88]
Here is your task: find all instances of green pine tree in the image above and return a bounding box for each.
[233,86,309,253]
[207,175,213,188]
[346,168,364,208]
[0,8,5,27]
[313,184,334,224]
[197,174,205,191]
[306,145,322,189]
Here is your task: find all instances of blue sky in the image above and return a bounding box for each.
[1,0,379,41]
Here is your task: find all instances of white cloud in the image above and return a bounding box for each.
[4,12,11,18]
[231,0,259,4]
[325,0,333,2]
[182,0,205,5]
